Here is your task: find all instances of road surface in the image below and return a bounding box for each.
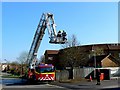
[1,78,67,90]
[0,72,67,90]
[0,72,120,90]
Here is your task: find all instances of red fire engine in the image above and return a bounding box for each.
[28,64,55,82]
[26,13,67,82]
[35,64,55,81]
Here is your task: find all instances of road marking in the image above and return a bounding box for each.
[103,85,119,89]
[46,84,65,88]
[2,84,66,88]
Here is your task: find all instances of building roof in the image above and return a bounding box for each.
[88,55,107,63]
[44,50,59,55]
[80,43,120,51]
[61,43,120,52]
[107,54,120,66]
[88,54,120,66]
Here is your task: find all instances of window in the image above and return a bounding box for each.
[48,57,53,60]
[119,53,120,57]
[36,67,54,73]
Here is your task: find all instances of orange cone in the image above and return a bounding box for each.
[90,75,92,81]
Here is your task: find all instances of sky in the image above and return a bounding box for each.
[1,2,118,62]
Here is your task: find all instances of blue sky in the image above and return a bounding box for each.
[2,2,118,62]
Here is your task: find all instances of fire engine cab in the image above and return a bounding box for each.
[35,64,55,81]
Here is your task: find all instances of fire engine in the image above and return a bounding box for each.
[26,13,67,82]
[35,64,55,81]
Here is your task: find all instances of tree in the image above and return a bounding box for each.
[16,51,29,76]
[89,47,104,58]
[59,34,89,69]
[39,55,45,63]
[88,47,105,68]
[59,46,89,69]
[61,34,80,48]
[9,61,19,75]
[17,51,28,64]
[10,61,19,65]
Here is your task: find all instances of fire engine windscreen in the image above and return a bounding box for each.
[35,66,54,73]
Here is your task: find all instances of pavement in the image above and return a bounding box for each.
[51,79,120,90]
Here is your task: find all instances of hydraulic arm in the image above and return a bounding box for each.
[26,13,67,69]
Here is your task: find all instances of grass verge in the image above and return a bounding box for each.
[1,74,21,78]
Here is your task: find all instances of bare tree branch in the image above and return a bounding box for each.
[61,34,80,49]
[16,51,28,64]
[40,55,45,63]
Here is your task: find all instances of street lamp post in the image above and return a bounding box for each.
[94,52,96,68]
[92,49,96,78]
[92,50,96,68]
